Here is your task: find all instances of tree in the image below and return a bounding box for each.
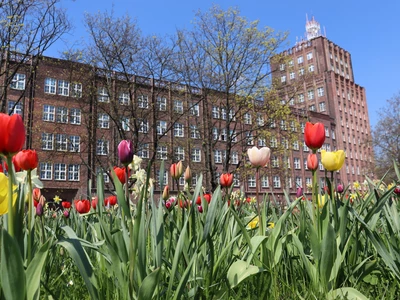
[372,94,400,181]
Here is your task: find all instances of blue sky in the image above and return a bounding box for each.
[49,0,400,128]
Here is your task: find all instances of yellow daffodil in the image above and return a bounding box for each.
[0,173,17,215]
[53,195,61,204]
[388,183,395,190]
[353,181,360,190]
[350,193,357,201]
[267,222,275,229]
[321,150,345,171]
[247,216,259,229]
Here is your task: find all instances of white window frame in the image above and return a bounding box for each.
[190,125,200,139]
[56,134,68,151]
[44,78,56,94]
[174,146,185,161]
[248,175,256,188]
[261,175,269,188]
[121,116,130,131]
[294,157,301,169]
[174,123,184,137]
[43,105,55,122]
[68,135,80,152]
[98,113,110,129]
[56,107,68,123]
[96,139,109,156]
[40,163,52,180]
[317,87,325,97]
[231,151,238,165]
[68,164,80,181]
[138,143,149,159]
[41,133,54,150]
[306,52,313,60]
[8,100,23,115]
[11,73,26,90]
[157,146,168,160]
[273,176,281,188]
[138,119,148,133]
[212,106,220,119]
[190,103,199,116]
[173,100,183,113]
[157,120,168,135]
[191,148,201,162]
[98,87,110,103]
[70,108,81,125]
[138,95,149,109]
[72,83,82,98]
[157,97,167,111]
[57,80,70,96]
[54,163,67,181]
[119,91,130,105]
[244,112,252,124]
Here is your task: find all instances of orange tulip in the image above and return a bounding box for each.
[170,161,183,180]
[113,167,128,184]
[14,149,38,171]
[0,113,26,156]
[307,153,318,171]
[304,122,325,151]
[220,173,234,188]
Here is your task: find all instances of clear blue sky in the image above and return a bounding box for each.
[49,0,400,129]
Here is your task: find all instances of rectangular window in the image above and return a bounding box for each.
[41,133,53,150]
[96,139,109,155]
[295,177,302,188]
[120,116,130,131]
[68,135,80,152]
[71,83,82,98]
[191,148,201,162]
[190,125,200,139]
[138,119,148,133]
[261,175,269,188]
[68,164,80,181]
[190,103,199,116]
[56,107,68,123]
[299,68,305,76]
[138,143,149,159]
[44,78,56,94]
[11,73,26,90]
[298,94,304,103]
[319,102,326,112]
[174,123,184,137]
[294,157,301,169]
[279,64,285,71]
[157,97,167,111]
[306,52,313,60]
[231,151,238,165]
[246,131,254,145]
[138,95,148,108]
[174,147,185,161]
[256,113,264,126]
[8,100,23,115]
[258,137,266,147]
[293,140,299,150]
[43,105,55,122]
[270,137,277,148]
[244,112,252,124]
[317,87,325,97]
[273,176,281,188]
[173,100,183,113]
[248,175,256,188]
[308,90,314,100]
[297,56,304,64]
[289,72,295,79]
[308,65,314,72]
[56,134,68,151]
[221,108,227,120]
[98,87,109,102]
[233,174,240,187]
[271,156,279,168]
[54,163,67,181]
[70,108,81,125]
[118,91,130,105]
[214,150,222,163]
[40,162,52,180]
[157,146,168,160]
[212,128,219,140]
[98,113,110,129]
[212,106,220,119]
[281,75,286,83]
[157,121,167,135]
[57,80,70,96]
[303,142,309,152]
[309,105,316,111]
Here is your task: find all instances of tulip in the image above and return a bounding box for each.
[247,146,271,167]
[104,195,117,206]
[296,187,303,198]
[33,188,41,202]
[0,164,3,173]
[184,166,192,183]
[196,193,212,205]
[198,205,203,213]
[307,153,318,171]
[220,173,234,188]
[63,210,70,218]
[318,194,326,208]
[304,122,325,151]
[14,149,38,171]
[336,184,344,194]
[113,167,127,184]
[321,150,345,172]
[36,202,43,216]
[91,197,98,209]
[170,161,183,180]
[118,140,134,166]
[61,201,71,209]
[394,187,400,196]
[248,216,259,229]
[74,199,91,214]
[162,185,169,200]
[0,172,16,215]
[165,200,172,209]
[0,113,26,156]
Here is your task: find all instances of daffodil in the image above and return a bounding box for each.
[53,195,61,204]
[247,216,259,229]
[353,181,360,190]
[0,173,17,215]
[350,193,357,201]
[321,150,345,171]
[388,183,395,190]
[267,222,275,229]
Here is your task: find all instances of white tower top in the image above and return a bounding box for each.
[305,15,322,40]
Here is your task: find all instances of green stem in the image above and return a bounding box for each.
[312,169,318,238]
[27,170,33,264]
[6,155,14,238]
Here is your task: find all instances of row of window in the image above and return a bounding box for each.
[281,65,315,82]
[40,163,80,181]
[43,105,81,124]
[44,78,82,97]
[279,52,314,71]
[41,133,80,152]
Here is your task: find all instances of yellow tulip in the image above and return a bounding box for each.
[267,222,275,229]
[0,173,16,215]
[248,216,259,229]
[318,194,326,209]
[321,150,345,171]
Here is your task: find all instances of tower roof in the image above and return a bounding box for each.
[305,15,322,41]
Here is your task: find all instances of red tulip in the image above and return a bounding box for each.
[104,195,117,206]
[113,167,128,184]
[198,205,203,213]
[337,184,344,194]
[170,161,183,180]
[14,149,38,171]
[36,203,43,216]
[118,140,134,166]
[74,199,91,214]
[33,200,38,208]
[0,113,26,156]
[91,197,98,209]
[196,193,212,205]
[0,164,3,173]
[33,188,41,201]
[61,201,71,209]
[304,122,325,151]
[220,173,234,188]
[307,153,318,171]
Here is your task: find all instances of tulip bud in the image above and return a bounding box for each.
[304,122,325,152]
[165,200,172,209]
[220,173,234,188]
[337,184,344,194]
[162,185,169,200]
[394,187,400,196]
[63,210,70,218]
[170,161,183,180]
[0,113,26,156]
[14,149,38,171]
[247,146,271,167]
[198,205,203,213]
[184,166,192,183]
[296,187,303,198]
[307,153,318,171]
[321,150,345,172]
[36,203,43,216]
[118,140,134,166]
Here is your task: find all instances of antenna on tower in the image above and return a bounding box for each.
[305,15,322,41]
[324,26,327,37]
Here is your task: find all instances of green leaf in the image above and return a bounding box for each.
[1,229,26,300]
[227,260,263,288]
[26,239,52,300]
[320,223,336,288]
[138,268,160,300]
[326,287,369,300]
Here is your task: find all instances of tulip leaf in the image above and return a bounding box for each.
[26,239,52,300]
[227,260,263,288]
[326,287,368,300]
[138,268,160,300]
[320,223,336,288]
[1,228,26,300]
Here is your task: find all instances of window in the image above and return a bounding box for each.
[121,116,130,131]
[271,156,279,168]
[56,107,68,123]
[173,100,183,113]
[11,73,25,90]
[281,75,286,83]
[270,119,276,128]
[317,87,325,97]
[300,122,305,133]
[293,140,299,150]
[246,131,254,145]
[97,139,109,155]
[98,113,109,129]
[297,56,304,64]
[190,125,200,139]
[319,102,326,112]
[71,83,82,98]
[190,103,199,116]
[157,121,168,135]
[325,126,330,137]
[244,112,252,124]
[306,52,313,60]
[248,175,256,188]
[309,105,316,111]
[299,68,305,76]
[40,163,52,180]
[221,108,227,120]
[8,100,23,115]
[214,150,223,163]
[191,148,201,162]
[98,87,109,102]
[304,159,308,170]
[231,151,238,165]
[231,130,238,143]
[41,133,53,150]
[212,128,219,140]
[258,137,266,147]
[138,119,148,133]
[157,146,168,160]
[119,92,130,105]
[306,178,312,186]
[56,134,68,151]
[212,106,220,119]
[174,123,184,137]
[298,94,304,103]
[261,176,269,188]
[138,95,149,108]
[54,163,67,181]
[175,147,185,161]
[319,161,324,171]
[294,157,301,169]
[290,121,297,132]
[256,113,264,126]
[308,65,314,72]
[70,108,81,125]
[220,128,227,141]
[43,105,55,122]
[58,80,69,96]
[289,72,295,80]
[295,177,302,188]
[280,120,287,130]
[157,170,168,187]
[279,63,285,71]
[270,137,277,148]
[273,176,281,188]
[44,78,56,94]
[138,143,149,159]
[229,109,236,121]
[157,97,167,111]
[308,90,314,100]
[68,135,80,152]
[289,98,295,106]
[68,164,80,181]
[289,60,294,66]
[303,142,309,152]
